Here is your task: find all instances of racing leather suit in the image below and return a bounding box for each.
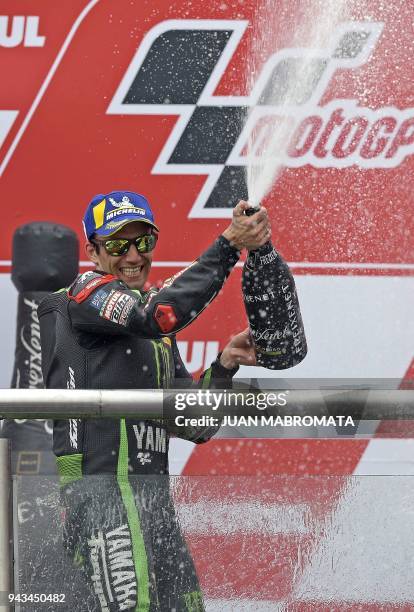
[38,236,240,612]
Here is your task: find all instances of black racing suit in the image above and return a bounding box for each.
[38,236,240,612]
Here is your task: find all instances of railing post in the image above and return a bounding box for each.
[0,439,11,610]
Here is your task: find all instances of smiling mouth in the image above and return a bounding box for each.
[120,266,144,277]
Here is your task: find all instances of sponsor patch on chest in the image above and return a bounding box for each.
[90,288,110,310]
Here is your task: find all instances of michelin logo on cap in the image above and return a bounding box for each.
[108,195,140,209]
[83,190,159,239]
[105,203,146,221]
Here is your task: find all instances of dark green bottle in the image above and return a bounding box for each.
[242,209,307,369]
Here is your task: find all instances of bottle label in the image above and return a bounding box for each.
[258,248,278,266]
[243,289,276,303]
[251,326,290,342]
[246,242,277,270]
[282,285,304,353]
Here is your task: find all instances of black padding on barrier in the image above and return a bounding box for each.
[12,222,79,292]
[1,223,79,472]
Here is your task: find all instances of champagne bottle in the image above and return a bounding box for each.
[242,207,307,369]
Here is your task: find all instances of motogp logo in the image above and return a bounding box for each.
[108,19,414,218]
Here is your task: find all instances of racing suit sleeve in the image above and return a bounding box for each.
[67,236,240,337]
[166,337,239,443]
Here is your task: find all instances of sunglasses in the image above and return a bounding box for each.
[92,233,158,256]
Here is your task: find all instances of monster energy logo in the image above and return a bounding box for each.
[152,339,172,387]
[183,591,204,612]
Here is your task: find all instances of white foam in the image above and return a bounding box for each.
[245,0,347,205]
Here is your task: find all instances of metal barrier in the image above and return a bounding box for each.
[0,388,413,418]
[0,439,11,611]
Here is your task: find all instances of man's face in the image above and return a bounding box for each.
[85,221,155,289]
